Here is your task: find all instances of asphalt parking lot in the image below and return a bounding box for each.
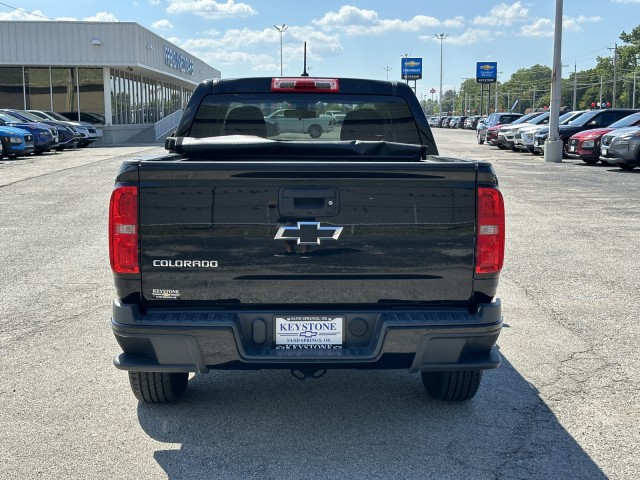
[0,133,638,479]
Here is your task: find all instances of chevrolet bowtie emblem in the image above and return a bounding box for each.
[274,222,343,245]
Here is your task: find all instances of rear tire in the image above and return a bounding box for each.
[128,371,189,403]
[308,125,323,138]
[477,135,484,145]
[618,163,636,170]
[421,370,482,401]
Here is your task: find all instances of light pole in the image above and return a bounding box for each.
[274,24,288,76]
[435,34,448,117]
[545,0,563,163]
[383,66,392,81]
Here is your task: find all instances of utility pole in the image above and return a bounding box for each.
[495,72,502,112]
[532,86,536,111]
[462,78,471,115]
[435,33,448,118]
[573,63,577,110]
[609,43,618,108]
[633,71,637,109]
[383,66,392,81]
[599,76,603,108]
[274,24,287,76]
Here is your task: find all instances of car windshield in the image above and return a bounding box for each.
[566,110,599,126]
[189,93,422,144]
[607,112,640,128]
[27,111,48,119]
[46,112,72,121]
[15,111,43,122]
[510,113,539,125]
[0,111,26,123]
[560,111,584,124]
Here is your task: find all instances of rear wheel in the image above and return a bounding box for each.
[618,163,636,170]
[421,370,482,401]
[128,371,189,403]
[308,125,323,138]
[477,135,484,145]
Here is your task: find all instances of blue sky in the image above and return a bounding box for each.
[1,0,639,100]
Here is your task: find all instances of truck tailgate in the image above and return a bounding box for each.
[138,161,477,307]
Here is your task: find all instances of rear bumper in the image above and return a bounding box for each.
[111,299,503,374]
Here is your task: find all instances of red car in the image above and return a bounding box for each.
[486,125,504,147]
[567,111,640,164]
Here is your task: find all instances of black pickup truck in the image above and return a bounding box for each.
[109,77,505,403]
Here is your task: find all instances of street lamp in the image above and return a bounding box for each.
[435,33,448,117]
[274,24,288,76]
[383,66,392,81]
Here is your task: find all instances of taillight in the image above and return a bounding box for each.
[476,187,505,275]
[271,77,339,92]
[109,185,139,274]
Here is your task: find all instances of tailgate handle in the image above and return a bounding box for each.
[279,187,339,217]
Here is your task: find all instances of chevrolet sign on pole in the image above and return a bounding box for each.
[476,62,497,83]
[401,58,422,80]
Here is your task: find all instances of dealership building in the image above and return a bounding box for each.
[0,21,220,144]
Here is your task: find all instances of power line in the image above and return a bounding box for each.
[0,2,51,20]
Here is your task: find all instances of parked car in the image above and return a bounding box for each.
[486,124,504,146]
[58,111,105,125]
[0,110,57,154]
[510,112,554,152]
[465,115,482,130]
[600,126,640,169]
[518,110,586,155]
[0,125,35,158]
[265,108,334,138]
[496,112,546,150]
[477,112,522,144]
[566,111,640,164]
[3,109,78,151]
[321,110,347,124]
[538,108,639,157]
[27,110,99,147]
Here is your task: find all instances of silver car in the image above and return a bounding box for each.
[600,126,640,170]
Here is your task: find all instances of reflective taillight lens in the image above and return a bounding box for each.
[109,185,139,274]
[476,187,505,275]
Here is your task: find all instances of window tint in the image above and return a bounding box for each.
[190,93,422,143]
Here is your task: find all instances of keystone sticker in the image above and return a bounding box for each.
[151,288,181,299]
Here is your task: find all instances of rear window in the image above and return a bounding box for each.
[189,93,422,144]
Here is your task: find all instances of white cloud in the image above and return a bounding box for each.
[562,15,601,32]
[313,6,379,28]
[519,15,601,37]
[152,19,174,29]
[520,18,553,37]
[429,29,494,46]
[149,0,163,5]
[84,12,119,22]
[313,6,443,35]
[166,0,257,19]
[0,9,47,20]
[473,1,529,26]
[610,0,640,3]
[443,16,465,28]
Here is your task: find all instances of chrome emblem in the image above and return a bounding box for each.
[274,222,343,245]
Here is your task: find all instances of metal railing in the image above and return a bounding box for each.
[154,109,183,140]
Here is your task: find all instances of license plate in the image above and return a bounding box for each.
[601,147,608,155]
[275,315,343,348]
[570,146,576,152]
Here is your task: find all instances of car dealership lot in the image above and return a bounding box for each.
[0,134,637,479]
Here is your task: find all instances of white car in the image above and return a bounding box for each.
[322,110,347,124]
